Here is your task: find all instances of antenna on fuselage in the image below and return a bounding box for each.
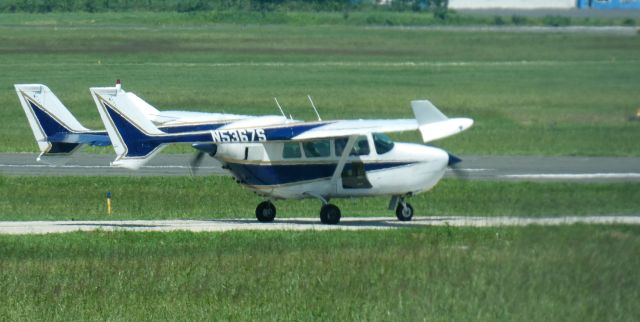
[307,95,322,121]
[273,97,286,118]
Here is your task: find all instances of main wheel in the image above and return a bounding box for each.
[320,204,341,225]
[395,202,414,221]
[256,201,276,222]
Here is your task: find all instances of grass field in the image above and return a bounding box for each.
[1,226,638,320]
[1,176,638,220]
[1,13,639,156]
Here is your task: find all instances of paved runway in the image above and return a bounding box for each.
[2,153,640,182]
[1,216,638,235]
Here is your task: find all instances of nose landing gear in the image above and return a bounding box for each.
[395,201,414,221]
[389,195,414,221]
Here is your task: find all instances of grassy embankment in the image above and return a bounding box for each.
[0,226,638,320]
[1,176,638,220]
[0,13,639,156]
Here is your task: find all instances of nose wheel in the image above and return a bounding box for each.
[395,201,414,221]
[256,201,276,222]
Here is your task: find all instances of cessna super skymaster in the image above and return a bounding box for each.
[87,84,473,224]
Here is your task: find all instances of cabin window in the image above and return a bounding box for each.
[282,142,302,159]
[334,136,370,157]
[373,133,394,155]
[302,140,330,158]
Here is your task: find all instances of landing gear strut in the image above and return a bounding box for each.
[255,201,276,222]
[304,192,341,225]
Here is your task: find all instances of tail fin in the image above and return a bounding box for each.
[14,84,110,164]
[90,87,211,170]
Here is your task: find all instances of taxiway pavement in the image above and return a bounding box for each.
[0,216,638,235]
[2,153,640,182]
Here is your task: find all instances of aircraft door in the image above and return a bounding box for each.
[334,135,373,192]
[341,161,372,189]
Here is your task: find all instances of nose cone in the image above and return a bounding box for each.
[448,153,462,166]
[415,145,449,171]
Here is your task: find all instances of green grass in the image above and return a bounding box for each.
[0,11,638,27]
[1,13,639,156]
[0,226,638,320]
[1,175,638,220]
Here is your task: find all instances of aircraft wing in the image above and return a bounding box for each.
[292,100,473,143]
[292,119,418,140]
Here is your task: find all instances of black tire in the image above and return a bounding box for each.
[256,201,276,222]
[320,204,341,225]
[396,202,414,221]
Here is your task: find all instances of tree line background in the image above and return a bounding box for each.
[0,0,449,14]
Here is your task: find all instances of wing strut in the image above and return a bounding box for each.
[329,135,358,193]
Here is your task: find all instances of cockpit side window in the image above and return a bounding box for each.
[373,133,394,155]
[282,142,302,159]
[303,140,331,158]
[334,136,370,157]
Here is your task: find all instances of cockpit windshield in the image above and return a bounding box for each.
[373,133,394,154]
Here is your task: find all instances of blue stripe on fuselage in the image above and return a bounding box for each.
[227,161,414,186]
[263,123,328,141]
[160,122,327,140]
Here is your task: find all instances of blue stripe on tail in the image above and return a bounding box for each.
[102,101,212,157]
[27,99,111,148]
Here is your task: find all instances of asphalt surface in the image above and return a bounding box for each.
[0,216,638,235]
[2,153,640,182]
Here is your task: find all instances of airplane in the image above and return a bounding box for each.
[15,82,289,165]
[90,85,473,224]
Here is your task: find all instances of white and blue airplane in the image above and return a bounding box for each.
[15,82,289,165]
[91,86,473,224]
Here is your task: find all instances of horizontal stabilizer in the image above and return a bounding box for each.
[412,100,473,142]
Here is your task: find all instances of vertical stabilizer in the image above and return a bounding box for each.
[91,87,211,169]
[14,84,108,164]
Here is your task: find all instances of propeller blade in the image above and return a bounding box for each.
[189,151,206,176]
[189,143,218,176]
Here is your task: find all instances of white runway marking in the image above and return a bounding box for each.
[3,60,637,69]
[0,216,638,235]
[502,173,640,180]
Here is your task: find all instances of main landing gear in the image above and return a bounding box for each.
[255,201,276,222]
[304,192,341,225]
[320,204,341,225]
